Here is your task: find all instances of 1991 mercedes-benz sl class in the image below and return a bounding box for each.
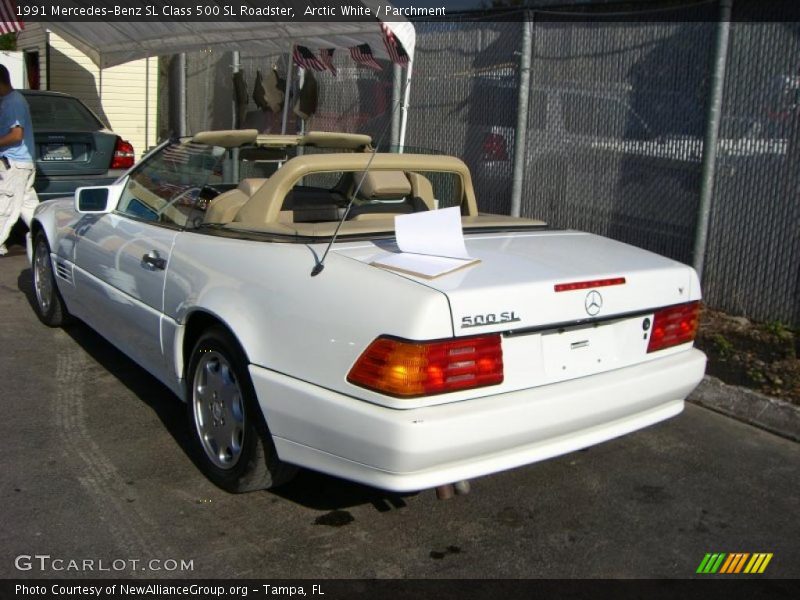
[28,129,706,493]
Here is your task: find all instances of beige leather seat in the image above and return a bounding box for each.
[204,178,267,224]
[350,170,433,221]
[356,170,412,200]
[406,172,435,210]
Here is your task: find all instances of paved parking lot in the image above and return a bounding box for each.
[0,252,798,579]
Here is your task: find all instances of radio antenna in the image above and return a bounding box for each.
[311,77,410,277]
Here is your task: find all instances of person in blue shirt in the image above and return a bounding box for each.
[0,64,38,256]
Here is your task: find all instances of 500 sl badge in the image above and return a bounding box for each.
[461,312,521,328]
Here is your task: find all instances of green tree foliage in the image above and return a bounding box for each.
[0,33,16,51]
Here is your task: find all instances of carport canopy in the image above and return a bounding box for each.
[38,1,415,143]
[38,1,415,69]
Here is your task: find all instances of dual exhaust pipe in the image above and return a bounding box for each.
[435,480,471,500]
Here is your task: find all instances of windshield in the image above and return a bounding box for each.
[117,141,226,228]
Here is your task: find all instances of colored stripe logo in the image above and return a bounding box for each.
[696,553,773,574]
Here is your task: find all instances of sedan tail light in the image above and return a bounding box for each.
[348,334,504,397]
[647,301,701,353]
[111,138,135,169]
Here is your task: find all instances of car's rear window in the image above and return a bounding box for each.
[26,95,105,131]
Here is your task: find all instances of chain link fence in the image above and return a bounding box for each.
[704,20,800,325]
[161,6,799,326]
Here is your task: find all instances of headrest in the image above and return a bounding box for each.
[355,170,411,199]
[237,178,268,197]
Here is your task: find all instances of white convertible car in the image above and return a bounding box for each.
[28,130,706,494]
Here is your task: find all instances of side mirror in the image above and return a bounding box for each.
[75,183,124,214]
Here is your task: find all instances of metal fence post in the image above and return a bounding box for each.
[231,51,241,183]
[232,50,240,129]
[693,0,733,276]
[177,53,187,137]
[510,14,533,217]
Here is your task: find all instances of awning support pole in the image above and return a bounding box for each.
[693,0,733,277]
[390,63,402,151]
[145,57,150,152]
[298,67,306,137]
[510,16,533,218]
[398,60,413,154]
[281,47,294,134]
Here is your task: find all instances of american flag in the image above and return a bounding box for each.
[292,45,326,72]
[380,23,409,66]
[318,48,337,76]
[349,44,382,71]
[161,142,208,166]
[0,0,23,35]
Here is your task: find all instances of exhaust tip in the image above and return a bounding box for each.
[435,481,471,500]
[454,480,471,495]
[435,484,455,500]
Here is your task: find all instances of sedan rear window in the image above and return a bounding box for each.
[26,95,105,131]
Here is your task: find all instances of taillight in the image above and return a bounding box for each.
[482,133,508,161]
[347,334,504,397]
[647,301,701,353]
[111,138,135,169]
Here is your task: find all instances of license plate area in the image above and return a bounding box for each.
[542,322,618,379]
[41,144,73,161]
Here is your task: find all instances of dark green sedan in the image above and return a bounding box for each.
[22,90,135,201]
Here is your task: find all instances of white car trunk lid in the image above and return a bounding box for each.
[336,230,699,334]
[335,230,700,392]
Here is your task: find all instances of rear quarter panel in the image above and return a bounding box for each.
[163,232,455,408]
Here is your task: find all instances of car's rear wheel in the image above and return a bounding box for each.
[32,231,71,327]
[186,326,297,493]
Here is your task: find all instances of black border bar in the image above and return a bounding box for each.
[11,0,800,23]
[2,579,800,600]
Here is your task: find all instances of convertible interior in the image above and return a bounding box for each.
[204,169,436,226]
[172,130,545,236]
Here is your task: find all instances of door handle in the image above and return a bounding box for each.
[141,251,167,271]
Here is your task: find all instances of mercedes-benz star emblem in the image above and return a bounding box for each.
[585,290,603,316]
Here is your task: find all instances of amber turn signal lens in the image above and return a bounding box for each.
[348,334,504,397]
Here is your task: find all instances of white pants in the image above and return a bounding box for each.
[0,160,38,247]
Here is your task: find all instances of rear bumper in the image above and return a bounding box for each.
[250,348,706,492]
[34,172,124,201]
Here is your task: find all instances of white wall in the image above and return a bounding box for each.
[0,51,25,88]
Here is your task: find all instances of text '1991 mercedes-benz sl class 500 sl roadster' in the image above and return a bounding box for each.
[28,129,706,494]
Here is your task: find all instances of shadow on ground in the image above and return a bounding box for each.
[17,266,416,514]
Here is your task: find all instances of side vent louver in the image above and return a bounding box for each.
[54,260,73,285]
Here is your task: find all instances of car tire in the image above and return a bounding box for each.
[186,326,297,493]
[32,231,72,327]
